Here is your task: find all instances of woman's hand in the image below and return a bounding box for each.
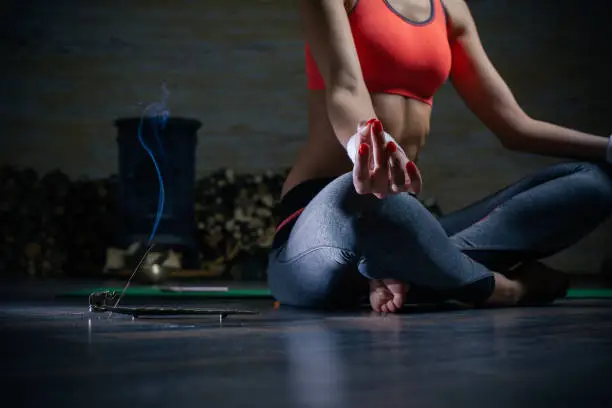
[351,119,422,199]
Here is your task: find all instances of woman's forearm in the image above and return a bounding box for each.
[326,85,378,148]
[505,118,610,162]
[299,0,377,149]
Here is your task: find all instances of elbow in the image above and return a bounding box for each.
[322,71,375,142]
[495,112,534,151]
[325,66,369,100]
[327,67,363,93]
[325,86,370,142]
[326,80,374,121]
[327,81,365,105]
[327,85,358,106]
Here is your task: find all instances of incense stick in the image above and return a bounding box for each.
[109,243,155,317]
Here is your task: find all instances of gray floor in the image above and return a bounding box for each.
[1,282,612,408]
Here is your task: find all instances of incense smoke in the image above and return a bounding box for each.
[138,83,170,244]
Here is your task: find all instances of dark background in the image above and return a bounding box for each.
[0,0,610,273]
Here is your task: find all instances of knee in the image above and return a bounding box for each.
[573,162,612,204]
[379,192,428,217]
[322,174,427,221]
[356,193,434,250]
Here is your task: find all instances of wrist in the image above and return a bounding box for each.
[346,130,405,163]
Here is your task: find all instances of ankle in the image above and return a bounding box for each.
[488,273,525,306]
[508,280,526,304]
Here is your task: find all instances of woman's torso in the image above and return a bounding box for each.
[282,0,453,197]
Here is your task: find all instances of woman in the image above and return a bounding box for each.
[267,0,612,312]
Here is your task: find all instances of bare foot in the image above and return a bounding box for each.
[369,279,408,313]
[504,261,570,305]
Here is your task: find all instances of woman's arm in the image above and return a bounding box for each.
[300,0,377,146]
[445,0,610,162]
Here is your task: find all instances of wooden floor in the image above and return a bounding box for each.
[1,281,612,408]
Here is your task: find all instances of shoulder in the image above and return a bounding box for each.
[441,0,475,40]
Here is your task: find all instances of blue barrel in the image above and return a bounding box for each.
[114,117,201,253]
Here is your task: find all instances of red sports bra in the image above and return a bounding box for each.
[305,0,452,105]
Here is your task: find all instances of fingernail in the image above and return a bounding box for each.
[372,120,383,134]
[406,161,416,172]
[386,141,397,153]
[359,143,369,155]
[366,118,376,126]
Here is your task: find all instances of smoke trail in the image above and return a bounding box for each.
[138,83,170,244]
[109,84,170,314]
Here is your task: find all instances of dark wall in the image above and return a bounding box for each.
[1,0,610,271]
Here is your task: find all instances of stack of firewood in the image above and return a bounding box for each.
[195,169,286,255]
[0,166,117,277]
[0,165,442,279]
[193,168,288,280]
[62,176,118,276]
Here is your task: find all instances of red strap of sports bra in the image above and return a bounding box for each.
[275,208,305,234]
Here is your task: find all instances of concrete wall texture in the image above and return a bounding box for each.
[1,0,611,271]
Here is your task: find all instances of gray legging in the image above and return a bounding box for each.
[267,162,612,309]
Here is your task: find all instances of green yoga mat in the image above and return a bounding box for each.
[566,289,612,299]
[60,286,273,299]
[59,287,612,299]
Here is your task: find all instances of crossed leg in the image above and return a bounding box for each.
[370,161,612,311]
[268,162,612,311]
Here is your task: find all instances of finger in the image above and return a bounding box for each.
[381,304,389,314]
[387,148,406,193]
[353,142,371,193]
[364,120,378,170]
[359,120,373,145]
[357,121,373,170]
[371,120,387,171]
[353,124,372,188]
[386,300,397,313]
[405,161,422,195]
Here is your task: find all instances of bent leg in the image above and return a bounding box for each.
[269,173,506,308]
[353,188,497,303]
[269,171,566,310]
[267,175,366,309]
[441,162,612,271]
